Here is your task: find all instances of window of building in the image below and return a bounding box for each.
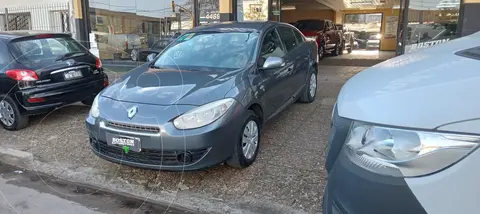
[404,0,460,54]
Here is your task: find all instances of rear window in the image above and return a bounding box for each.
[9,36,86,63]
[295,20,325,31]
[0,41,11,70]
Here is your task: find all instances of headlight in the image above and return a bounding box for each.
[173,98,235,130]
[345,121,480,177]
[90,95,100,118]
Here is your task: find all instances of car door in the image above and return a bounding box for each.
[278,26,309,97]
[256,27,290,118]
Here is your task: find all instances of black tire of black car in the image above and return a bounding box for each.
[318,44,325,61]
[0,95,29,131]
[333,42,340,56]
[298,66,317,103]
[227,110,261,168]
[81,97,95,106]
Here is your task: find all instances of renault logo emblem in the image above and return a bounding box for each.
[66,60,74,66]
[127,106,138,119]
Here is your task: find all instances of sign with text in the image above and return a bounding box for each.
[200,10,220,25]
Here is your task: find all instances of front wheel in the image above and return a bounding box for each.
[318,45,325,61]
[130,49,139,61]
[298,69,317,103]
[0,96,29,131]
[332,43,340,56]
[227,110,261,168]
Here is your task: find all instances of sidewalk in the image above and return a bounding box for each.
[0,65,366,214]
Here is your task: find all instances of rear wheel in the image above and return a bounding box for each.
[0,96,29,131]
[227,110,261,168]
[318,45,325,61]
[332,42,340,56]
[130,49,138,61]
[298,67,317,103]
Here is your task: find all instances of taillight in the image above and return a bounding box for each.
[6,69,38,90]
[95,57,102,69]
[6,69,38,81]
[28,97,45,103]
[103,76,109,87]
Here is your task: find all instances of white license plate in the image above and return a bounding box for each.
[63,70,83,80]
[106,133,141,152]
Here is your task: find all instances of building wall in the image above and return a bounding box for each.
[341,8,398,51]
[0,0,70,32]
[281,9,335,23]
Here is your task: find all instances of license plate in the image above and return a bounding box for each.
[106,133,141,152]
[63,70,83,80]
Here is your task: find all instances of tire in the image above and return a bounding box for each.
[347,46,353,53]
[318,44,325,61]
[130,49,138,61]
[227,110,261,168]
[0,95,29,131]
[332,42,340,56]
[81,97,95,106]
[298,67,317,103]
[339,42,345,55]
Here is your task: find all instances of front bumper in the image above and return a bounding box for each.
[15,74,107,115]
[85,98,247,171]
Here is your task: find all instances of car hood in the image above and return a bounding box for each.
[337,33,480,133]
[101,63,242,106]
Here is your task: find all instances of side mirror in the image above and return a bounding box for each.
[262,56,284,70]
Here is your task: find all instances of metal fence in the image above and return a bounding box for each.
[0,2,74,34]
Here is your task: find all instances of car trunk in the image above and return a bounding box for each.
[8,34,97,85]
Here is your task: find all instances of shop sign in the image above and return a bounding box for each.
[200,10,220,25]
[272,10,280,16]
[384,16,398,39]
[405,38,450,53]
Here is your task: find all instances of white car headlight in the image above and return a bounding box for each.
[90,95,100,118]
[345,121,480,177]
[173,98,235,130]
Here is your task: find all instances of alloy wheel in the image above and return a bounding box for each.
[242,120,259,160]
[319,46,324,59]
[309,73,317,98]
[0,101,15,126]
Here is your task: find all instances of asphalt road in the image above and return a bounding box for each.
[0,163,196,214]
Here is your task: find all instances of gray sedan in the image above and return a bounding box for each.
[85,22,318,170]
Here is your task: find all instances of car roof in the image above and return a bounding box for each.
[0,31,70,41]
[189,21,284,33]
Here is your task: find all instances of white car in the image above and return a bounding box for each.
[323,31,480,214]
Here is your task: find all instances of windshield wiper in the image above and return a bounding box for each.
[56,51,86,61]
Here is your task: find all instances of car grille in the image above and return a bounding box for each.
[106,121,160,133]
[90,138,208,166]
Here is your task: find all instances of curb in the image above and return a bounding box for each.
[0,147,307,214]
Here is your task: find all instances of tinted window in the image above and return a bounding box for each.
[0,41,10,71]
[260,29,286,62]
[9,36,86,63]
[277,27,298,52]
[153,32,258,70]
[292,29,304,44]
[295,20,325,31]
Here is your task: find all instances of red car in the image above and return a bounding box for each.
[294,19,344,60]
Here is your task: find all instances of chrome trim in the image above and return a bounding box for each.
[99,121,161,137]
[50,65,90,74]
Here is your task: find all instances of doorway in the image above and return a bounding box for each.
[343,13,383,52]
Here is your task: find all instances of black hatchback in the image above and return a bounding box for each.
[0,31,108,130]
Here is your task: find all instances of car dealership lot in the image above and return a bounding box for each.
[0,66,365,213]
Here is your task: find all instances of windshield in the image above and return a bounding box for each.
[295,20,325,31]
[9,36,86,63]
[152,31,259,70]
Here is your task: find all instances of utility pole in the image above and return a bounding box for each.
[193,0,199,27]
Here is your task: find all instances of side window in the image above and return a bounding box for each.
[0,41,10,71]
[277,27,298,52]
[326,21,332,30]
[292,29,304,44]
[260,29,286,62]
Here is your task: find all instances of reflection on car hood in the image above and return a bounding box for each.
[337,33,480,132]
[101,64,240,106]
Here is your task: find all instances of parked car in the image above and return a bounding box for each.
[0,31,108,130]
[136,39,171,62]
[323,31,480,214]
[336,24,354,53]
[365,33,381,50]
[294,19,343,60]
[86,21,318,171]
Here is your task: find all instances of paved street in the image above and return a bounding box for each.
[0,65,366,213]
[0,163,196,214]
